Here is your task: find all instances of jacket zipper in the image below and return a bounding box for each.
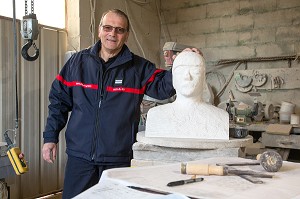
[91,67,107,161]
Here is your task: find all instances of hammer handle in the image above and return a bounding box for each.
[182,163,225,176]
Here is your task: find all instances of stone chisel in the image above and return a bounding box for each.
[181,163,273,178]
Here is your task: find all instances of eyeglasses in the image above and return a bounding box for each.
[101,25,128,34]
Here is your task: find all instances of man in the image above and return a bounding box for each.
[146,51,229,140]
[42,9,199,198]
[42,9,200,198]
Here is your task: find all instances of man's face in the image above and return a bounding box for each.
[173,64,205,98]
[98,12,129,54]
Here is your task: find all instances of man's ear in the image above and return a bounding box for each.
[98,26,101,37]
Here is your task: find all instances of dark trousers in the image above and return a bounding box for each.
[62,155,130,199]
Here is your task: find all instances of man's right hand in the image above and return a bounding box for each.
[42,143,57,163]
[172,48,203,60]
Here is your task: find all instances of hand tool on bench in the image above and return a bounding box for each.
[216,150,283,172]
[239,175,263,184]
[181,163,273,178]
[257,150,283,172]
[215,164,264,184]
[127,186,202,199]
[167,177,204,187]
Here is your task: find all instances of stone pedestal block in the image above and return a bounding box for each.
[131,132,253,166]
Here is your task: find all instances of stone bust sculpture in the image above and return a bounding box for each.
[145,51,229,140]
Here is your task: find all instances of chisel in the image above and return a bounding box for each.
[181,163,273,178]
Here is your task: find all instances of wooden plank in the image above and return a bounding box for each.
[262,132,300,149]
[265,124,292,135]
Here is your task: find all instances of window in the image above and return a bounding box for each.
[0,0,65,29]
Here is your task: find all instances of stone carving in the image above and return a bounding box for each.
[145,51,229,140]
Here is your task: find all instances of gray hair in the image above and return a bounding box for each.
[99,9,130,31]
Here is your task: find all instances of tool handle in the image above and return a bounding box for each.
[181,163,224,176]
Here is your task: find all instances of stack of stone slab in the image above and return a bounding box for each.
[131,132,253,166]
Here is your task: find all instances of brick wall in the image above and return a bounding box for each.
[160,0,300,113]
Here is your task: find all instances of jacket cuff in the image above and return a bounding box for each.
[43,132,59,144]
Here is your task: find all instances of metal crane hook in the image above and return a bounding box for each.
[21,39,39,61]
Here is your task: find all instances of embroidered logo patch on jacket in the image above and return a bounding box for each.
[115,79,123,85]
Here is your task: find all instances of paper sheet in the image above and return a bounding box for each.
[74,178,190,199]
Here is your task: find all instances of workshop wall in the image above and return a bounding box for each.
[0,17,67,198]
[160,0,300,116]
[67,0,162,66]
[1,1,299,197]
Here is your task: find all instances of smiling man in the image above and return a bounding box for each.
[41,9,179,199]
[98,10,130,61]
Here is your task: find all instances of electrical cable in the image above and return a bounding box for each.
[206,71,226,91]
[89,0,96,44]
[3,0,20,145]
[217,54,299,65]
[216,62,243,98]
[129,0,150,5]
[155,0,171,42]
[125,0,146,58]
[13,0,18,132]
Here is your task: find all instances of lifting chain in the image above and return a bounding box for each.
[25,0,27,15]
[31,0,34,14]
[21,0,39,61]
[24,0,34,15]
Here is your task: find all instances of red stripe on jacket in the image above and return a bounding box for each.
[106,69,163,94]
[56,75,98,90]
[56,69,163,94]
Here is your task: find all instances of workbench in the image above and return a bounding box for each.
[74,157,300,199]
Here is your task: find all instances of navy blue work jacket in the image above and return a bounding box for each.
[43,41,175,164]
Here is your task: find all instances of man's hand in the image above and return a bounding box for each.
[182,47,203,56]
[19,153,24,159]
[42,143,57,163]
[172,48,203,60]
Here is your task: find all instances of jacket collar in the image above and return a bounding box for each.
[90,40,133,68]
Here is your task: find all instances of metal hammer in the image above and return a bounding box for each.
[218,150,283,172]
